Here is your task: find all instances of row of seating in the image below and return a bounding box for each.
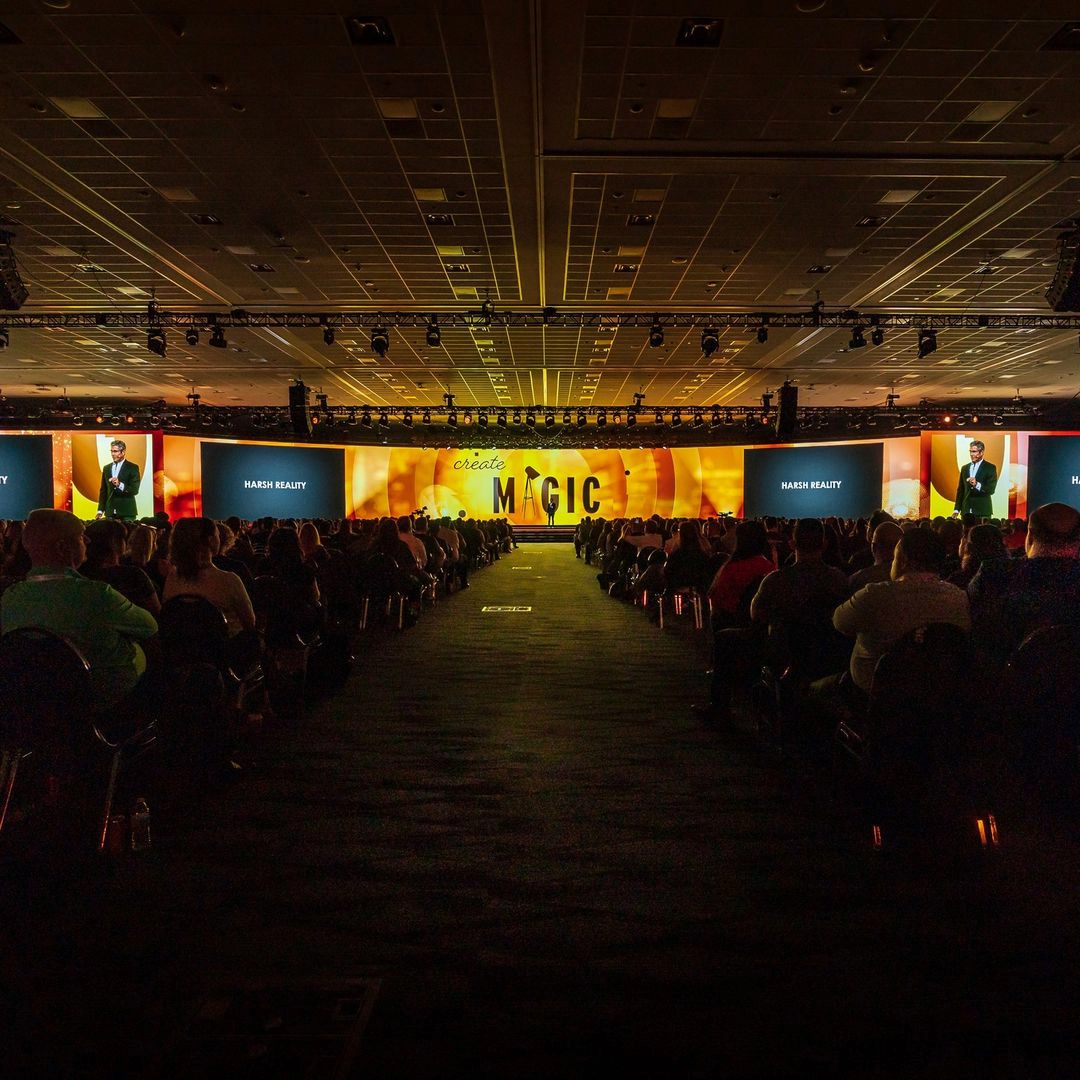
[587,551,1080,850]
[0,521,505,852]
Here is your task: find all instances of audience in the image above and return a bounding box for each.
[968,501,1080,664]
[830,529,970,697]
[848,521,904,589]
[81,519,161,616]
[1,509,158,710]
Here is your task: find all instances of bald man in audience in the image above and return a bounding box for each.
[968,501,1080,664]
[1,509,158,711]
[848,521,905,590]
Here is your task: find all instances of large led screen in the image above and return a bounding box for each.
[1025,435,1080,511]
[164,436,923,522]
[199,441,346,519]
[70,432,154,520]
[926,432,1014,520]
[744,442,885,518]
[0,434,54,519]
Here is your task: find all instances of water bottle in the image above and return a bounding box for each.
[130,798,151,851]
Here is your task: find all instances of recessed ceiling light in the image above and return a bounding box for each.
[1001,248,1035,259]
[880,190,919,204]
[378,98,418,119]
[413,187,446,201]
[48,97,105,119]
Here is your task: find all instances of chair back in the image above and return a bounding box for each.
[867,622,970,768]
[1005,624,1080,786]
[769,616,851,682]
[158,594,230,668]
[0,627,93,749]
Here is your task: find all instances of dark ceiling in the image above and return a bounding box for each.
[3,0,1080,415]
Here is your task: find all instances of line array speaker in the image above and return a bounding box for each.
[288,381,312,436]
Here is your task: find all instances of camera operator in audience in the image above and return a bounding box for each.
[967,501,1080,664]
[1,508,158,713]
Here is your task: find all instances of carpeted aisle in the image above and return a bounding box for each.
[2,544,1079,1077]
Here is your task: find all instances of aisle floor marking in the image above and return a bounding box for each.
[482,606,533,612]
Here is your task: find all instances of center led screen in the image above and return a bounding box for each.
[743,442,885,518]
[199,441,346,519]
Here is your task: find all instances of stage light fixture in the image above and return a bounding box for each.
[654,410,664,424]
[125,413,135,425]
[596,409,607,428]
[918,414,930,428]
[993,415,1005,426]
[724,410,735,426]
[970,413,980,425]
[710,408,721,427]
[648,318,664,348]
[917,328,937,358]
[757,323,768,344]
[95,413,105,424]
[849,325,866,349]
[371,327,389,357]
[323,325,336,346]
[425,318,441,347]
[184,328,199,347]
[497,410,507,427]
[478,411,489,427]
[545,411,555,427]
[612,410,623,425]
[871,326,885,346]
[147,327,166,357]
[701,327,719,357]
[671,410,682,427]
[360,408,372,427]
[462,410,473,426]
[0,326,8,350]
[563,409,572,425]
[576,410,586,427]
[422,409,431,424]
[942,414,952,425]
[955,414,968,426]
[692,411,704,427]
[627,411,636,427]
[513,409,522,424]
[526,410,536,427]
[761,391,774,413]
[401,411,412,427]
[209,324,227,348]
[378,410,390,426]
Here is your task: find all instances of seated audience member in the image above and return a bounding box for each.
[848,521,904,590]
[1001,518,1026,553]
[213,521,255,592]
[947,523,1006,590]
[260,527,321,607]
[1,519,31,585]
[298,520,330,570]
[706,520,775,629]
[436,516,468,589]
[694,519,849,722]
[81,518,161,616]
[751,518,852,631]
[968,502,1080,664]
[1,508,158,710]
[414,516,447,577]
[164,517,256,640]
[831,529,970,696]
[124,522,157,573]
[664,521,715,596]
[846,511,898,578]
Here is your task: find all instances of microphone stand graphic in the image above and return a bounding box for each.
[523,465,539,517]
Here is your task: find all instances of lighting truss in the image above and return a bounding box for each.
[5,310,1080,330]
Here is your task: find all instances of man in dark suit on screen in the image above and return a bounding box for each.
[97,439,141,521]
[953,439,997,522]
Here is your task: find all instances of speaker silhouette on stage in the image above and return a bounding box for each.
[523,465,540,515]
